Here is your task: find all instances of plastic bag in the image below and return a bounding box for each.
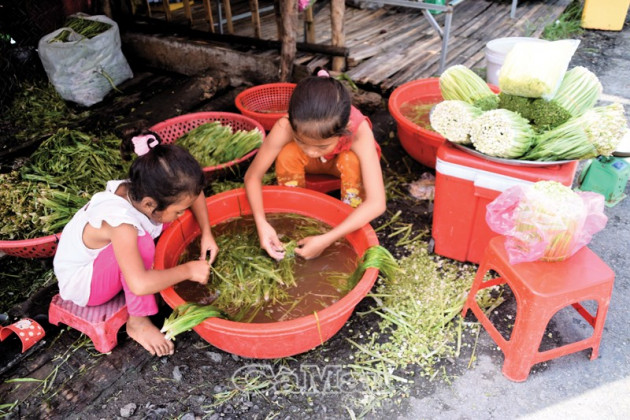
[498,39,580,100]
[486,181,607,264]
[37,15,133,107]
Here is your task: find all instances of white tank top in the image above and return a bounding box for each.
[53,180,163,306]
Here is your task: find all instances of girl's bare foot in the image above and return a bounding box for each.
[126,316,174,356]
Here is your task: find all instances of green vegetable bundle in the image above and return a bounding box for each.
[577,103,628,156]
[499,66,602,131]
[520,119,596,161]
[522,102,628,160]
[344,245,402,291]
[177,122,263,167]
[429,100,482,144]
[21,128,130,193]
[439,65,499,111]
[161,303,226,341]
[470,109,536,158]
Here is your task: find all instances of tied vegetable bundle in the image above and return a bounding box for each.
[161,303,226,341]
[486,181,608,264]
[499,66,603,131]
[430,63,628,161]
[176,122,263,167]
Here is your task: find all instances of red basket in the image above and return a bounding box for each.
[0,233,60,258]
[150,112,266,177]
[234,83,296,131]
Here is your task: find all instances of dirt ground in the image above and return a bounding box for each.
[1,23,627,420]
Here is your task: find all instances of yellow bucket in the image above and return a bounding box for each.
[581,0,630,31]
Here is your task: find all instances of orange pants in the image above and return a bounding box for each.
[276,142,363,207]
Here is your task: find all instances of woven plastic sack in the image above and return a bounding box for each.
[486,181,608,264]
[498,39,580,100]
[37,14,132,107]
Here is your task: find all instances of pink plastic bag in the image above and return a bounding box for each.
[486,182,608,264]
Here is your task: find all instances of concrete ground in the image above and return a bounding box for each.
[403,19,630,420]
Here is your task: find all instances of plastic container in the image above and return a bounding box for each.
[432,142,578,264]
[389,78,446,168]
[155,186,379,359]
[485,37,548,86]
[234,83,296,131]
[389,78,498,169]
[581,0,630,31]
[0,234,60,258]
[150,112,265,178]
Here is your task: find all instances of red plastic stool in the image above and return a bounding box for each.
[461,236,615,382]
[305,174,341,194]
[48,293,129,353]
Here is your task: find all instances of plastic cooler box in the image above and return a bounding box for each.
[432,142,578,264]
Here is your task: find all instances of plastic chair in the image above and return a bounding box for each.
[461,236,615,382]
[49,293,129,353]
[305,174,341,194]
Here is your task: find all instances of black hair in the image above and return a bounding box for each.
[288,75,351,140]
[121,129,205,212]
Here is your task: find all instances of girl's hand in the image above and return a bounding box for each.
[258,221,286,261]
[295,235,331,260]
[186,260,212,285]
[199,231,219,265]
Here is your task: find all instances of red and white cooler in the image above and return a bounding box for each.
[432,142,579,264]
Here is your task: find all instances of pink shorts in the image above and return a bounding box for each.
[87,233,158,317]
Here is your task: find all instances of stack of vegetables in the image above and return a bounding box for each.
[430,59,628,161]
[176,121,263,167]
[0,129,129,240]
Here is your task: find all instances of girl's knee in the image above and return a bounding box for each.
[276,142,308,187]
[276,142,304,169]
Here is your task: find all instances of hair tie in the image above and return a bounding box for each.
[317,69,330,78]
[132,134,159,156]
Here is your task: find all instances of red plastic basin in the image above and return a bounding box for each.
[155,186,379,359]
[389,78,499,169]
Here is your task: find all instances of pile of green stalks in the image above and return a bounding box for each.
[0,81,87,147]
[345,235,500,414]
[177,122,263,167]
[49,17,112,42]
[0,129,129,239]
